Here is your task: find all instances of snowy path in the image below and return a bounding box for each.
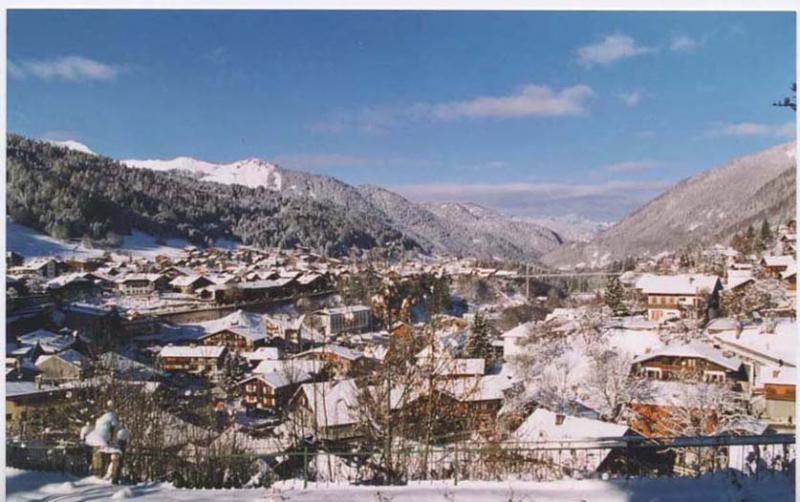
[5,468,794,501]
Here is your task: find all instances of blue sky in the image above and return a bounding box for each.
[7,10,796,220]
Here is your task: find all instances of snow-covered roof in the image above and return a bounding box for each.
[323,305,370,316]
[240,371,310,389]
[434,358,486,376]
[635,274,721,296]
[195,310,268,343]
[159,345,226,359]
[712,318,796,367]
[255,358,324,377]
[18,329,74,353]
[36,349,89,369]
[116,273,164,284]
[755,365,796,387]
[169,274,209,287]
[296,344,364,361]
[501,321,535,339]
[513,408,630,442]
[242,347,280,362]
[762,255,795,268]
[633,341,742,372]
[297,379,359,427]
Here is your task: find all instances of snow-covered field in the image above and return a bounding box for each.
[6,218,236,260]
[5,468,794,501]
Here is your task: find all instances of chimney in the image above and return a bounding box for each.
[555,413,565,426]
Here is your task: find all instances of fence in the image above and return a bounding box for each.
[7,434,795,489]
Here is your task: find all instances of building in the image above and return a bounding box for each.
[761,255,795,278]
[752,365,795,432]
[632,342,744,384]
[293,344,366,375]
[316,306,371,336]
[169,274,214,294]
[290,379,360,441]
[116,274,168,295]
[238,371,310,412]
[6,381,74,435]
[195,310,268,352]
[500,322,534,361]
[157,345,227,375]
[634,274,722,322]
[34,349,90,382]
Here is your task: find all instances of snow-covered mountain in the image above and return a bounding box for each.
[542,142,797,268]
[122,154,570,261]
[123,157,284,190]
[44,140,95,155]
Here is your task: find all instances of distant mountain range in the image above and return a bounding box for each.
[541,142,797,268]
[8,135,795,266]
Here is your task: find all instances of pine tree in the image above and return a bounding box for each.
[604,275,628,315]
[760,219,773,244]
[465,312,493,361]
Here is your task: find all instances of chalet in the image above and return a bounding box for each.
[196,310,268,352]
[169,274,213,294]
[241,346,281,367]
[752,365,795,432]
[780,265,796,298]
[6,381,74,435]
[238,372,311,412]
[9,258,60,279]
[710,317,796,371]
[116,273,168,295]
[511,408,635,476]
[34,349,90,382]
[760,255,795,278]
[428,357,486,379]
[238,278,296,301]
[632,341,744,384]
[96,352,161,382]
[316,305,371,336]
[254,359,324,379]
[289,379,360,441]
[158,345,226,375]
[294,344,366,375]
[634,274,722,322]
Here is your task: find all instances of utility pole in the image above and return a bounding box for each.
[525,263,530,300]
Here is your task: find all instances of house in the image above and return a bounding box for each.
[511,408,634,476]
[158,345,227,375]
[500,322,534,361]
[293,344,366,375]
[96,352,161,382]
[6,381,74,435]
[35,349,90,382]
[780,265,796,298]
[316,305,371,336]
[752,365,795,432]
[290,379,360,441]
[760,255,795,278]
[254,358,324,379]
[169,274,213,294]
[427,357,486,379]
[710,317,796,371]
[9,258,60,278]
[634,274,722,322]
[116,273,168,295]
[632,341,744,384]
[195,310,268,352]
[7,251,24,268]
[241,347,281,367]
[238,371,311,412]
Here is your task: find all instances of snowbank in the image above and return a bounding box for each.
[6,467,795,502]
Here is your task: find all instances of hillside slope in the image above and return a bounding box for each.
[542,143,797,268]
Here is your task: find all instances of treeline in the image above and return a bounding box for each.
[7,134,418,257]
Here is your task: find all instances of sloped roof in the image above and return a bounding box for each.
[36,349,88,369]
[297,379,359,427]
[635,274,721,296]
[762,255,795,268]
[159,345,225,359]
[633,341,743,372]
[514,408,630,442]
[196,310,268,343]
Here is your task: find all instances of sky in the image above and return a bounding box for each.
[7,10,797,221]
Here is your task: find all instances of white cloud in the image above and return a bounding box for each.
[576,34,657,67]
[706,121,795,138]
[311,83,594,133]
[9,56,121,82]
[603,160,659,174]
[670,35,699,52]
[619,91,642,107]
[428,84,595,120]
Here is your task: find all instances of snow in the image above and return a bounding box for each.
[45,139,95,155]
[123,157,283,190]
[159,345,225,359]
[6,219,211,260]
[6,467,795,502]
[635,274,721,296]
